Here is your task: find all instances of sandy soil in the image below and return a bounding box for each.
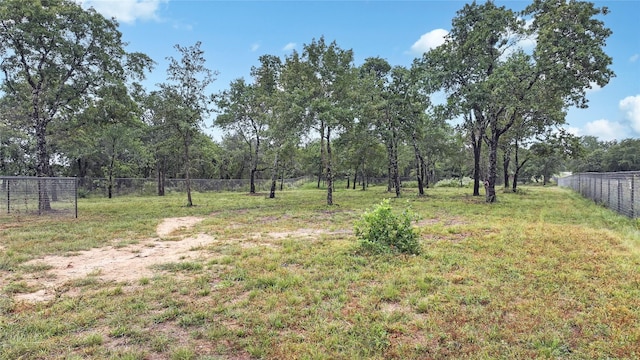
[14,217,212,302]
[7,217,351,303]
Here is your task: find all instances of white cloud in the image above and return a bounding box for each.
[630,54,639,63]
[585,81,602,93]
[251,43,260,52]
[77,0,167,24]
[583,119,627,141]
[620,95,640,133]
[563,126,582,137]
[283,42,296,51]
[410,29,448,55]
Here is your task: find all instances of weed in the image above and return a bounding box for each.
[354,199,421,255]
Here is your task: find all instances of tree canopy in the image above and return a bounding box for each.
[0,0,624,206]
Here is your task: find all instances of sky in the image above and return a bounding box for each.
[77,0,640,142]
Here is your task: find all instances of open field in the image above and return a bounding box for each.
[1,184,639,359]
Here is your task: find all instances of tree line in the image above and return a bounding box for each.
[0,0,618,207]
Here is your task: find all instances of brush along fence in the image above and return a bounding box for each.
[0,176,77,218]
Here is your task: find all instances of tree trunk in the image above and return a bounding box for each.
[423,158,429,189]
[472,132,482,197]
[386,144,392,192]
[352,169,357,190]
[157,158,165,196]
[77,158,88,178]
[280,168,285,191]
[503,147,511,189]
[269,151,279,199]
[250,135,260,194]
[392,136,401,198]
[184,135,193,207]
[250,168,256,194]
[108,148,116,199]
[412,132,425,196]
[35,118,51,211]
[326,126,333,206]
[318,120,325,189]
[486,132,499,203]
[107,173,113,199]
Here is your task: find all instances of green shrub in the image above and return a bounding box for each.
[354,199,421,255]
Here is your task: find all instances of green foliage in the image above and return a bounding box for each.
[354,199,421,255]
[434,177,473,188]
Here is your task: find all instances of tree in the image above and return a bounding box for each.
[284,37,355,205]
[424,0,613,202]
[216,78,266,194]
[251,55,303,199]
[0,0,152,209]
[140,90,179,195]
[0,91,34,175]
[528,129,581,185]
[392,63,435,196]
[602,139,640,172]
[358,58,392,192]
[569,136,609,173]
[158,42,216,206]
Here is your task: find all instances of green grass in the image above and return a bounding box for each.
[1,184,639,359]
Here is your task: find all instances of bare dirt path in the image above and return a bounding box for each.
[14,217,213,302]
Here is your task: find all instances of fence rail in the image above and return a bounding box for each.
[1,176,78,218]
[557,171,639,219]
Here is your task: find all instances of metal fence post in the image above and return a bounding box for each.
[6,179,10,214]
[75,177,78,219]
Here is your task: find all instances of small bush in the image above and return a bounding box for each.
[354,199,421,255]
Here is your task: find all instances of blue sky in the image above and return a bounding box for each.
[78,0,639,142]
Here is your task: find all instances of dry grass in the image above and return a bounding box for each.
[1,184,639,359]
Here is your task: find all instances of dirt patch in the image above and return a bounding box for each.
[156,216,204,237]
[10,217,345,303]
[416,219,441,227]
[13,217,211,302]
[15,235,216,302]
[268,228,352,239]
[416,217,467,227]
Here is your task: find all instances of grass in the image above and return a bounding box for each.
[1,183,639,359]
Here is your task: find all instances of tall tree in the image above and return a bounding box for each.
[602,139,640,172]
[216,78,266,194]
[159,42,216,206]
[284,37,355,205]
[0,0,152,209]
[354,58,390,191]
[424,0,613,202]
[251,55,302,199]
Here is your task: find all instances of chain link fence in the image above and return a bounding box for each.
[557,172,639,219]
[77,176,313,198]
[0,176,78,218]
